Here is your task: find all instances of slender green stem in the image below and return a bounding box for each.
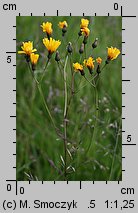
[86,76,99,154]
[63,55,68,180]
[69,54,73,75]
[73,36,79,51]
[40,59,50,83]
[57,62,72,91]
[101,63,107,71]
[63,56,68,118]
[83,75,95,88]
[75,74,98,94]
[66,72,75,117]
[57,62,64,79]
[27,62,56,130]
[79,54,82,63]
[109,119,121,180]
[37,84,56,129]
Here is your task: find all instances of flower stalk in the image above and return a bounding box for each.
[63,55,68,180]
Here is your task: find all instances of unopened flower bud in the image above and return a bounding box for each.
[78,30,82,36]
[67,42,73,53]
[79,43,85,54]
[62,26,67,36]
[55,51,60,62]
[92,38,98,49]
[88,67,93,75]
[96,65,101,74]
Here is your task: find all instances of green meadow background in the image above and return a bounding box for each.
[16,16,122,181]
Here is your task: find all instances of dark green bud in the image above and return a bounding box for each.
[55,51,60,62]
[88,67,93,75]
[92,38,98,49]
[67,42,73,53]
[62,26,67,34]
[79,43,84,54]
[78,30,82,36]
[96,64,101,74]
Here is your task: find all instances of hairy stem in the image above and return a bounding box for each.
[63,55,68,180]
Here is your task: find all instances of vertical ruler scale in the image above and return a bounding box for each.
[0,0,138,212]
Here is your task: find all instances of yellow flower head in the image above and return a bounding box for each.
[107,46,120,61]
[41,22,53,35]
[84,57,95,71]
[30,53,39,65]
[58,21,68,29]
[80,18,89,29]
[18,41,37,55]
[96,57,102,64]
[73,62,83,72]
[81,27,90,37]
[43,37,61,54]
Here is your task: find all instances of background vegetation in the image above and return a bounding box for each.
[16,16,122,181]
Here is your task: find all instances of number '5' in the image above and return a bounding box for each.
[7,56,11,63]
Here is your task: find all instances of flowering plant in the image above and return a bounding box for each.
[17,17,121,181]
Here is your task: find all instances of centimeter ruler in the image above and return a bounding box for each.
[0,0,138,212]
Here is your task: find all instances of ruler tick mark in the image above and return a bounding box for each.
[122,80,130,82]
[6,52,16,54]
[80,181,82,189]
[122,143,136,146]
[122,15,136,18]
[121,6,123,16]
